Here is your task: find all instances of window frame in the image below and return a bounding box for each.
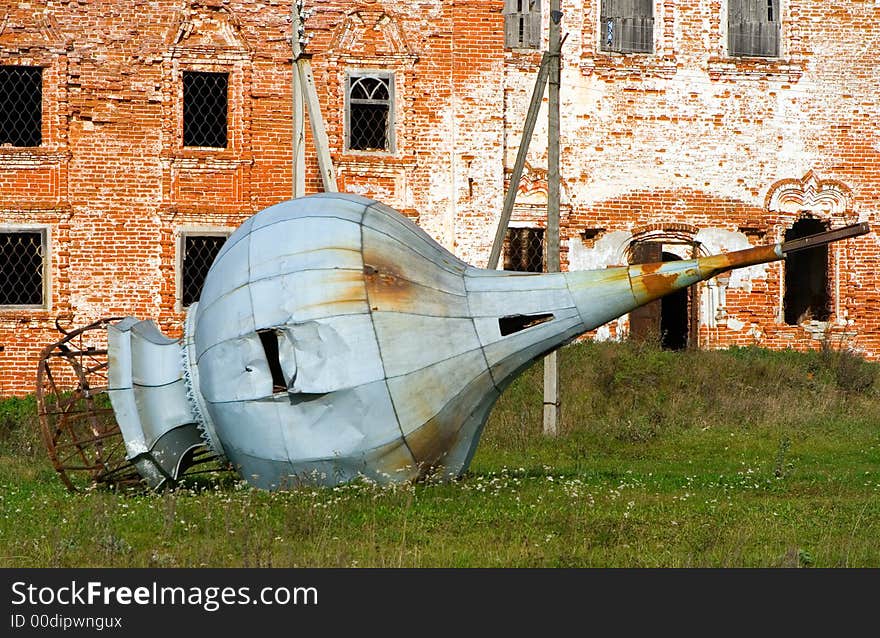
[726,0,781,59]
[0,65,43,148]
[503,0,542,50]
[344,71,396,155]
[503,226,546,273]
[176,229,231,311]
[0,225,48,309]
[599,0,655,55]
[181,70,230,150]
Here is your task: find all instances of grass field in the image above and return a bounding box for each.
[1,340,878,567]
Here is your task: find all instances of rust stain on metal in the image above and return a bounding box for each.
[404,415,459,477]
[363,255,415,311]
[634,269,681,300]
[699,244,781,277]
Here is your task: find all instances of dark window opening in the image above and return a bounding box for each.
[0,230,44,306]
[784,218,830,325]
[0,66,42,147]
[728,0,780,58]
[503,0,542,49]
[181,235,226,307]
[347,75,393,152]
[659,252,688,350]
[499,313,555,336]
[503,227,544,272]
[183,71,228,148]
[257,329,288,393]
[600,0,654,54]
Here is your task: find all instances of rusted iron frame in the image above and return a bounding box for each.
[35,318,132,491]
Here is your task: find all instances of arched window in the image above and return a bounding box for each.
[345,73,394,152]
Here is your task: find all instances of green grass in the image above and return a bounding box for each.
[1,341,878,567]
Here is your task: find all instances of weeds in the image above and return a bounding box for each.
[0,341,879,567]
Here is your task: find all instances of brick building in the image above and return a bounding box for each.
[1,0,878,396]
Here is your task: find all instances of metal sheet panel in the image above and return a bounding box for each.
[279,379,403,462]
[565,266,638,330]
[403,368,498,472]
[371,312,482,378]
[107,318,137,390]
[208,397,290,463]
[467,287,577,319]
[386,348,490,437]
[130,321,184,387]
[249,193,368,231]
[193,284,256,361]
[362,203,469,276]
[248,216,363,281]
[198,334,276,403]
[465,268,567,292]
[280,313,385,393]
[362,226,467,296]
[248,268,370,329]
[132,380,197,450]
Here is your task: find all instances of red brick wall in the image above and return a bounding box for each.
[2,0,879,397]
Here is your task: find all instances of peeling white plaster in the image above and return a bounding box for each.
[567,230,631,270]
[695,227,769,292]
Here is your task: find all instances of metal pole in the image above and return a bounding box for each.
[543,1,562,437]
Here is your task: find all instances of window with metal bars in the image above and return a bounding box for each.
[503,0,542,49]
[503,227,544,272]
[183,71,228,149]
[600,0,654,54]
[345,73,394,153]
[0,230,45,306]
[728,0,780,57]
[0,66,42,147]
[181,234,227,307]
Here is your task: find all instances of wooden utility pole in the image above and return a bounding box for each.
[488,5,565,437]
[487,51,551,270]
[292,1,337,194]
[543,0,562,437]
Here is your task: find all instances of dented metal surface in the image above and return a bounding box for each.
[103,193,869,489]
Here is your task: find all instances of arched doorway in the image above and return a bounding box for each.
[628,241,696,350]
[659,252,689,350]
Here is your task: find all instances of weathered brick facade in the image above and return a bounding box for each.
[1,0,878,396]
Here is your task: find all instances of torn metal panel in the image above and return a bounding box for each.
[106,318,207,489]
[99,193,868,490]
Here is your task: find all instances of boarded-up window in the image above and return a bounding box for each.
[728,0,780,57]
[504,227,544,272]
[0,229,45,306]
[504,0,542,49]
[600,0,654,54]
